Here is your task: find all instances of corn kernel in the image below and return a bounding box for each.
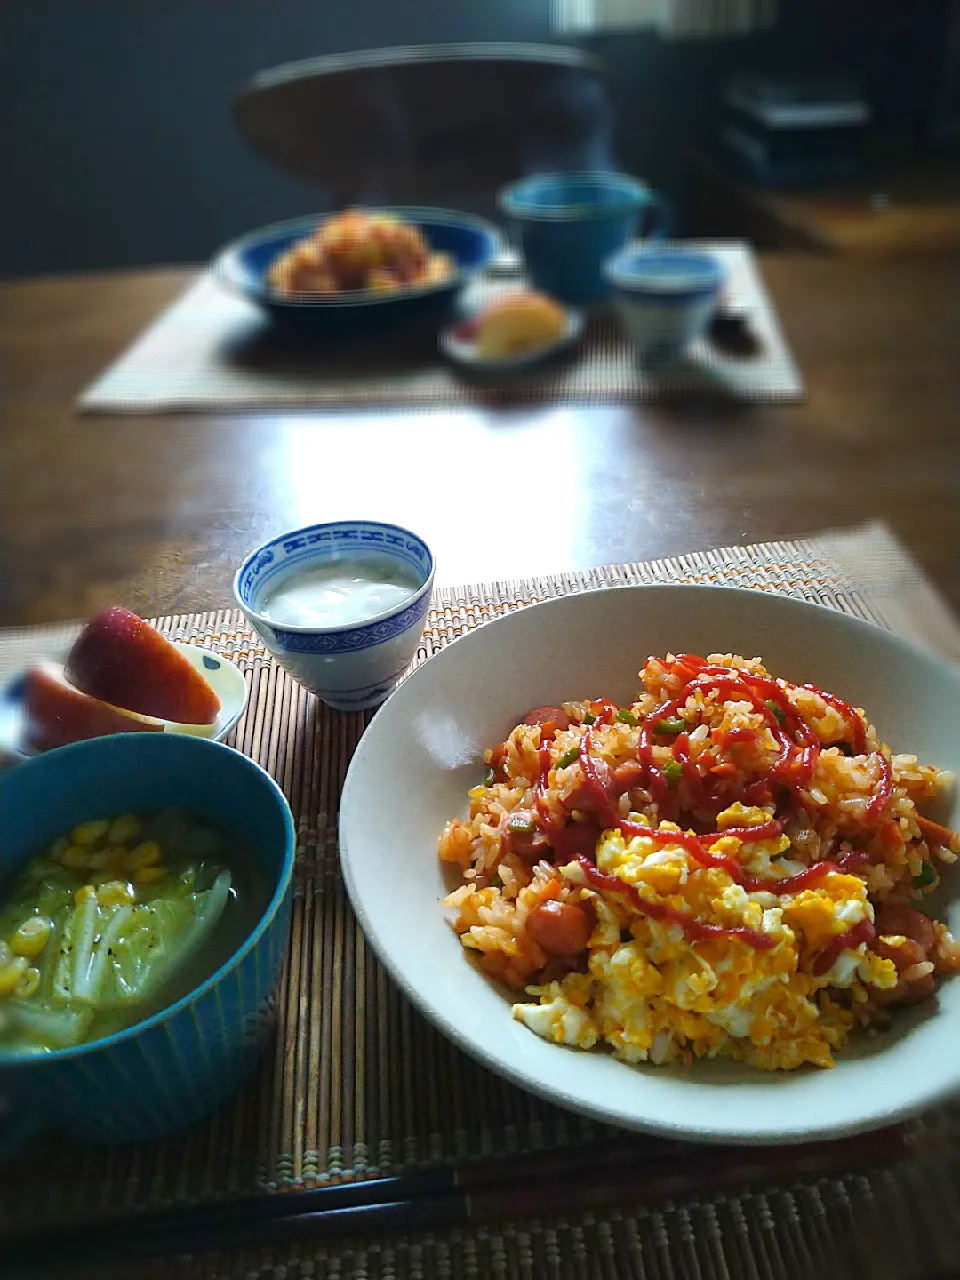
[107,813,142,845]
[74,884,97,906]
[125,841,162,871]
[0,956,29,997]
[132,866,167,886]
[10,917,52,959]
[48,837,71,863]
[96,881,136,908]
[61,845,92,871]
[13,966,41,1000]
[0,942,12,969]
[71,820,110,846]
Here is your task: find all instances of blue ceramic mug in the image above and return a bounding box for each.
[499,171,668,305]
[0,733,295,1151]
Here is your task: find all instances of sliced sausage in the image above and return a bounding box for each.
[487,741,510,784]
[502,811,551,862]
[523,706,571,742]
[562,758,613,814]
[871,935,936,1005]
[525,900,592,957]
[874,903,936,955]
[612,760,645,796]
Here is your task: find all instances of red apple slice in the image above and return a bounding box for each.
[65,607,220,725]
[23,662,166,753]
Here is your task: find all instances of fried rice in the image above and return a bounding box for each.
[438,653,960,1071]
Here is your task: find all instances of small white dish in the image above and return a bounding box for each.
[340,585,960,1146]
[440,306,585,373]
[0,643,248,765]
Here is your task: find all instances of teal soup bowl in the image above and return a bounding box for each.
[0,734,295,1149]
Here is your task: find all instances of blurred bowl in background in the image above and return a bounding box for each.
[212,207,500,337]
[499,171,667,306]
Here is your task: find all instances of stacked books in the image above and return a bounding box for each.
[720,72,871,187]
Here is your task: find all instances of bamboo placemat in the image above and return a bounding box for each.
[0,521,957,1280]
[77,243,804,414]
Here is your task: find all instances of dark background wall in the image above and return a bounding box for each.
[0,0,951,279]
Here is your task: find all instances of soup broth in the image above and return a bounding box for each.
[0,807,269,1054]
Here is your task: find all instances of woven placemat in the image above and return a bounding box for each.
[0,521,957,1280]
[77,243,803,414]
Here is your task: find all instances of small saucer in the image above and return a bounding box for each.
[0,643,248,765]
[440,306,584,373]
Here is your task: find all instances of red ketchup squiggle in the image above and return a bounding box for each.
[800,683,867,754]
[811,918,876,977]
[863,751,893,826]
[631,663,892,826]
[573,856,776,951]
[534,742,601,860]
[541,729,876,896]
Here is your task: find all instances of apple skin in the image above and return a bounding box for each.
[23,662,165,752]
[64,607,220,725]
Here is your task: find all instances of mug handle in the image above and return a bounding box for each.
[642,193,670,242]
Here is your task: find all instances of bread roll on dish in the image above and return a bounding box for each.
[473,291,566,360]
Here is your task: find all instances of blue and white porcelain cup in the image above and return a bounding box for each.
[234,521,436,712]
[603,246,726,363]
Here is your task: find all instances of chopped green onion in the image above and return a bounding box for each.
[615,709,639,726]
[764,699,786,724]
[582,712,597,725]
[556,747,580,769]
[484,768,495,786]
[656,718,685,735]
[491,874,504,889]
[836,741,854,757]
[663,760,683,789]
[913,861,937,891]
[507,814,535,835]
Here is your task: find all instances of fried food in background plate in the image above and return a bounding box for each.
[267,209,455,296]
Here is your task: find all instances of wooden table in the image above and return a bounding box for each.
[689,151,960,256]
[1,254,957,628]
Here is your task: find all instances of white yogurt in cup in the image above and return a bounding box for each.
[234,522,435,711]
[259,561,420,629]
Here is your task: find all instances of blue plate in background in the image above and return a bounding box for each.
[212,207,501,336]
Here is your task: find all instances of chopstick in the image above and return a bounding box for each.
[2,1126,912,1275]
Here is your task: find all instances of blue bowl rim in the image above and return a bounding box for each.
[233,519,437,636]
[0,735,296,1066]
[499,171,655,221]
[603,246,726,296]
[213,207,501,310]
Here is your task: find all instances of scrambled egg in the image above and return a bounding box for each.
[512,816,898,1070]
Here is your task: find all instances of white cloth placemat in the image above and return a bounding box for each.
[78,242,804,414]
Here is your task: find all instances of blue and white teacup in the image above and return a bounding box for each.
[603,246,726,363]
[234,521,436,711]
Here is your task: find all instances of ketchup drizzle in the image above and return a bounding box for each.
[522,672,886,958]
[811,918,876,977]
[574,857,775,951]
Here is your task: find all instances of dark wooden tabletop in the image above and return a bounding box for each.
[1,253,957,629]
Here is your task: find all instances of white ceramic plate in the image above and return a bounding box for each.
[440,307,585,373]
[340,585,960,1145]
[0,643,248,765]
